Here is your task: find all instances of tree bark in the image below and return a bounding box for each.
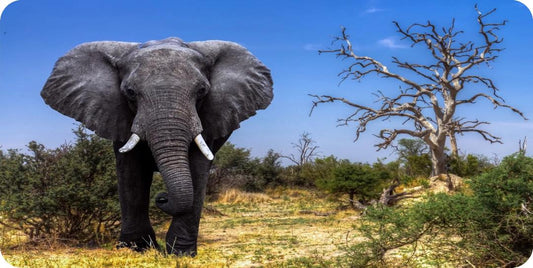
[449,133,458,157]
[310,8,526,180]
[430,145,447,176]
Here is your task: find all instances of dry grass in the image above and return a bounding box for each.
[2,188,358,267]
[215,189,272,204]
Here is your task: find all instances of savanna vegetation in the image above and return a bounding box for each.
[1,127,532,267]
[2,6,531,268]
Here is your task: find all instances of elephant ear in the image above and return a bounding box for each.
[41,41,139,141]
[188,41,273,140]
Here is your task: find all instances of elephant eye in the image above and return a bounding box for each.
[197,87,209,98]
[125,88,136,99]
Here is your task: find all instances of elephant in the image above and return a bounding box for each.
[40,37,273,256]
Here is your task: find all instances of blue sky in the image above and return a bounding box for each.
[0,0,532,164]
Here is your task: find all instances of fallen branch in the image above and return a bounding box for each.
[379,181,417,206]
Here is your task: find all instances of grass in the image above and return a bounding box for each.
[2,188,358,267]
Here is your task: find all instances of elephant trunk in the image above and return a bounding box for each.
[146,112,196,216]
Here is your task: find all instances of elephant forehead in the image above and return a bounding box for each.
[136,45,203,61]
[124,47,205,73]
[121,51,207,87]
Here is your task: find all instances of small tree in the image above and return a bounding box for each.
[311,6,526,176]
[448,153,493,177]
[396,138,428,160]
[296,155,340,187]
[208,143,283,193]
[255,149,283,187]
[396,138,432,177]
[316,160,390,208]
[207,142,255,195]
[245,149,283,191]
[282,132,320,167]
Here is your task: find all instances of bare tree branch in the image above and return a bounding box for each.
[311,7,525,175]
[282,132,320,166]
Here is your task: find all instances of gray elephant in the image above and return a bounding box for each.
[40,37,273,255]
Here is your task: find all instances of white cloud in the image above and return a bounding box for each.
[364,7,385,14]
[378,37,408,49]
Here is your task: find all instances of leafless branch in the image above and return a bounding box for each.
[311,7,524,175]
[282,132,320,166]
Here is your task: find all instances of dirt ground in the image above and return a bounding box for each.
[2,188,360,267]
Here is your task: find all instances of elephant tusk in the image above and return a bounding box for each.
[194,134,214,161]
[119,133,140,153]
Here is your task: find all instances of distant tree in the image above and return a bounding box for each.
[207,142,254,195]
[208,143,283,193]
[448,153,493,178]
[316,160,390,208]
[212,142,253,174]
[282,132,320,167]
[396,138,428,160]
[396,138,432,177]
[255,149,283,186]
[295,155,339,187]
[245,149,284,191]
[311,6,525,176]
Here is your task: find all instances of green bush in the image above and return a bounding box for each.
[289,155,339,188]
[468,153,533,261]
[245,149,283,192]
[449,153,494,177]
[208,143,284,193]
[315,158,391,208]
[0,126,120,245]
[395,138,432,178]
[340,153,533,267]
[404,154,432,178]
[207,142,255,195]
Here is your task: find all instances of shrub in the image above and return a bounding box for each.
[395,138,432,178]
[315,158,391,208]
[244,150,283,192]
[282,155,339,188]
[404,154,432,177]
[0,126,120,245]
[341,153,533,267]
[207,142,255,195]
[449,153,494,177]
[208,143,284,194]
[467,153,533,261]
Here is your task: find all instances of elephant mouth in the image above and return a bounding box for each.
[118,132,214,161]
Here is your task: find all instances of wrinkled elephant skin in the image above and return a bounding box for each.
[41,37,273,255]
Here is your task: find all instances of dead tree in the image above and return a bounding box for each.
[379,180,415,206]
[282,132,319,166]
[310,6,526,176]
[519,137,527,155]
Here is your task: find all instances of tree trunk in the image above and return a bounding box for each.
[430,146,447,176]
[449,133,458,157]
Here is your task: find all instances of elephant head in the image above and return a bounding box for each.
[41,38,273,216]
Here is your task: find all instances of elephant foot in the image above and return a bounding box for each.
[117,231,160,252]
[166,236,197,257]
[166,240,197,257]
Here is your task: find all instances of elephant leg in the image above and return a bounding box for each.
[165,137,227,256]
[113,141,159,251]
